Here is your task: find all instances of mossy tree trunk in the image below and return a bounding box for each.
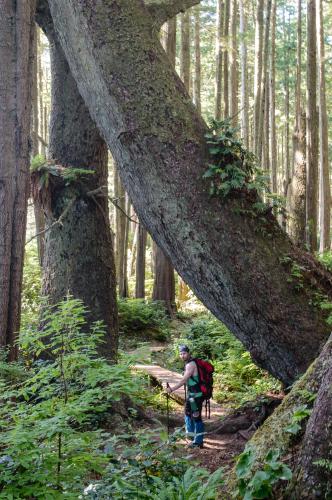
[225,335,332,497]
[48,0,332,385]
[36,0,118,358]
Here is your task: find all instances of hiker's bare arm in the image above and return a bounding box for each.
[166,362,195,393]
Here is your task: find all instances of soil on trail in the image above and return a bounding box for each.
[165,402,253,474]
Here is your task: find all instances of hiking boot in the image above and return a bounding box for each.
[187,443,204,449]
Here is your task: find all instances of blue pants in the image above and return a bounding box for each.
[185,398,204,445]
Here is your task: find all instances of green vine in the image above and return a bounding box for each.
[203,119,284,216]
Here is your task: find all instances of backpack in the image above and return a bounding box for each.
[193,358,214,401]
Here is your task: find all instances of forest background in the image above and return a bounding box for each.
[1,0,332,497]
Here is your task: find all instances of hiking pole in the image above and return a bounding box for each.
[166,383,170,438]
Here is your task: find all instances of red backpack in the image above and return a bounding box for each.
[193,358,214,401]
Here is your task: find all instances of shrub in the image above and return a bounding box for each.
[118,299,170,341]
[84,429,224,499]
[21,244,42,331]
[0,298,144,498]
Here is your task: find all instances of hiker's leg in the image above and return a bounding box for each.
[193,416,204,445]
[193,398,204,445]
[185,399,194,442]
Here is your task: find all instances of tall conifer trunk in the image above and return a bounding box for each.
[36,0,118,358]
[0,0,35,358]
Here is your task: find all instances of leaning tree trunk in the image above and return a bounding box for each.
[35,0,118,358]
[0,0,35,359]
[48,0,332,385]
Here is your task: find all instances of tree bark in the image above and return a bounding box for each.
[114,165,129,298]
[288,112,307,247]
[0,0,36,358]
[193,6,201,114]
[306,0,319,252]
[290,335,332,498]
[152,243,176,317]
[239,0,249,148]
[135,223,147,298]
[269,0,277,193]
[36,0,118,358]
[229,0,238,126]
[253,0,264,158]
[225,334,332,496]
[316,0,330,253]
[48,0,332,385]
[180,10,191,93]
[223,0,230,117]
[215,0,223,120]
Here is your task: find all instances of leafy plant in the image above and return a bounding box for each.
[21,244,42,331]
[118,298,170,341]
[235,447,292,499]
[203,119,284,216]
[84,428,223,499]
[285,405,311,435]
[0,298,143,497]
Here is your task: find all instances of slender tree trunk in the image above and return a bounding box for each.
[152,243,176,317]
[223,0,230,117]
[36,0,118,358]
[215,0,224,120]
[180,10,191,93]
[229,0,238,125]
[163,17,176,67]
[253,0,264,158]
[0,0,35,358]
[135,223,147,298]
[114,165,128,298]
[316,0,330,253]
[287,0,306,247]
[306,0,319,252]
[263,73,270,175]
[239,0,249,148]
[288,112,307,246]
[258,0,272,164]
[31,25,46,268]
[193,6,201,114]
[283,7,290,207]
[49,0,332,385]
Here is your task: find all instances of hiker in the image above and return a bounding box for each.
[166,345,204,448]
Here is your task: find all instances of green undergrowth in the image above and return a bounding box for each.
[2,298,224,498]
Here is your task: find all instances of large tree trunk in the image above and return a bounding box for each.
[35,1,118,358]
[0,0,35,358]
[48,0,332,385]
[225,334,332,496]
[291,335,332,497]
[269,0,277,193]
